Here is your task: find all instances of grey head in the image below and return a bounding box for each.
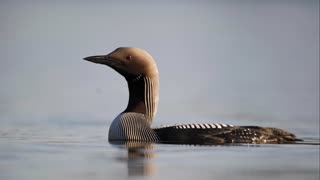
[84,47,159,124]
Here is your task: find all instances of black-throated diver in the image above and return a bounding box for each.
[83,47,300,145]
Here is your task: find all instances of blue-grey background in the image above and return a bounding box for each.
[0,0,319,136]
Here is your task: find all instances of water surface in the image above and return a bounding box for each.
[0,126,319,180]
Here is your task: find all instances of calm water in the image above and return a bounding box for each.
[0,125,319,180]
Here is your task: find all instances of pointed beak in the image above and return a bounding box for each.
[83,53,131,77]
[83,55,107,64]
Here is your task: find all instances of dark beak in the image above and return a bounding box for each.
[83,55,107,64]
[83,54,129,77]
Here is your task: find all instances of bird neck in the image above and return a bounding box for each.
[124,74,159,125]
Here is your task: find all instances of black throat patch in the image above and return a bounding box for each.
[125,74,145,112]
[124,74,155,123]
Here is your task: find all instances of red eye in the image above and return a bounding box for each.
[126,55,132,61]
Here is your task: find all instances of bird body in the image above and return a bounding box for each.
[84,47,300,145]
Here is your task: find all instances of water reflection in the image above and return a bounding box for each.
[110,141,157,177]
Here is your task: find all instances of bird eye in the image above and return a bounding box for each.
[126,55,133,61]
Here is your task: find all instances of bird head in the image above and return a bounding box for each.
[84,47,158,80]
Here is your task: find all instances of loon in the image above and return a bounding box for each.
[84,47,300,145]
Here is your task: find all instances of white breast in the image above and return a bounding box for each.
[108,112,158,141]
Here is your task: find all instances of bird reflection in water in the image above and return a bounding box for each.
[110,141,157,177]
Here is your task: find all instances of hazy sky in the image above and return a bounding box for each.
[0,0,319,135]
